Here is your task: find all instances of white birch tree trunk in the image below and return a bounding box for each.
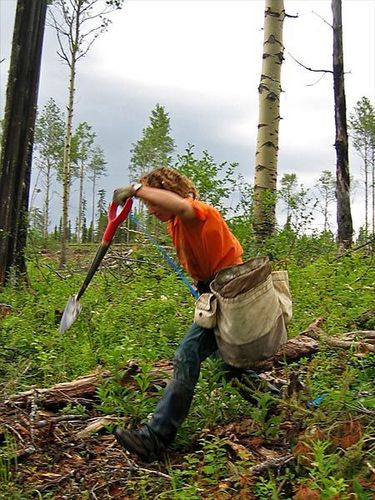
[253,0,285,242]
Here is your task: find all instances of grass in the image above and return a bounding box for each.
[0,240,374,498]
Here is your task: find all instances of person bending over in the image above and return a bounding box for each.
[112,166,271,462]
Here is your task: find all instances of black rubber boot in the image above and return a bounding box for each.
[114,425,166,463]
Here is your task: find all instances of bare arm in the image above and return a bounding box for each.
[136,186,196,220]
[113,184,197,221]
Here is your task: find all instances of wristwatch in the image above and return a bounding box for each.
[132,182,143,196]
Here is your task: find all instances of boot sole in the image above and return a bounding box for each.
[114,428,161,463]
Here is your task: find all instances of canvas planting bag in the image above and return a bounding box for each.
[210,256,292,368]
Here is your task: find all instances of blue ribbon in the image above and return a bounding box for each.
[306,394,326,409]
[129,213,199,299]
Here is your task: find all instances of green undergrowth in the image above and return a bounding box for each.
[0,241,374,498]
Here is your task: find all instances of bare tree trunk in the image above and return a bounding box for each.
[91,174,97,242]
[50,0,122,259]
[364,151,369,234]
[59,58,77,267]
[0,0,47,285]
[43,160,52,243]
[332,0,353,250]
[253,0,285,243]
[77,159,84,243]
[323,197,329,232]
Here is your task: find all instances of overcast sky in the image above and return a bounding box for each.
[1,0,374,232]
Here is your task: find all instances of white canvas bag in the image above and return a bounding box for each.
[210,256,292,368]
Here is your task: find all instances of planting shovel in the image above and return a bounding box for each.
[59,198,133,333]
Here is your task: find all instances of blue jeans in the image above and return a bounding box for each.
[147,322,245,445]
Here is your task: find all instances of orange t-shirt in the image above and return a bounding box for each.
[167,199,243,282]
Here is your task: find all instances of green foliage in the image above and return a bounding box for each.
[0,236,374,497]
[165,435,230,496]
[72,122,95,166]
[0,432,17,487]
[349,96,375,157]
[129,103,176,181]
[175,144,246,217]
[96,363,161,422]
[313,170,336,232]
[186,358,245,435]
[34,98,65,180]
[304,440,350,499]
[59,402,88,416]
[248,392,282,439]
[278,173,317,233]
[254,475,279,499]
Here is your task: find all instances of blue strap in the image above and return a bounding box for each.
[306,394,326,409]
[129,213,199,299]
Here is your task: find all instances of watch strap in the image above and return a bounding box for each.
[132,183,143,196]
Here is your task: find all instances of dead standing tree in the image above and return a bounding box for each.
[0,0,47,286]
[289,0,353,250]
[49,0,123,269]
[332,0,353,251]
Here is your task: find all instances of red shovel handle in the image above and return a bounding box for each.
[102,198,133,243]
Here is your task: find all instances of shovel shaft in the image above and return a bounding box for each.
[59,198,134,333]
[76,242,110,300]
[76,199,134,301]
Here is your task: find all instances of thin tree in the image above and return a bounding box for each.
[96,189,107,242]
[279,173,298,228]
[88,145,107,241]
[72,122,95,243]
[129,103,176,182]
[332,0,353,250]
[314,170,336,232]
[252,0,285,243]
[279,173,314,233]
[349,97,375,235]
[0,0,47,285]
[288,2,353,248]
[81,198,88,242]
[34,98,65,243]
[49,0,123,267]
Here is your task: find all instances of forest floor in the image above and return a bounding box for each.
[0,360,291,499]
[1,359,373,499]
[1,403,287,499]
[1,243,374,498]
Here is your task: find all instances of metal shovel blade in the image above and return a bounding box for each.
[59,295,82,334]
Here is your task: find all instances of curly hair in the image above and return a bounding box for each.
[140,167,199,199]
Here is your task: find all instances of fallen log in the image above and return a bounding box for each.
[3,369,113,407]
[2,321,374,408]
[2,360,173,408]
